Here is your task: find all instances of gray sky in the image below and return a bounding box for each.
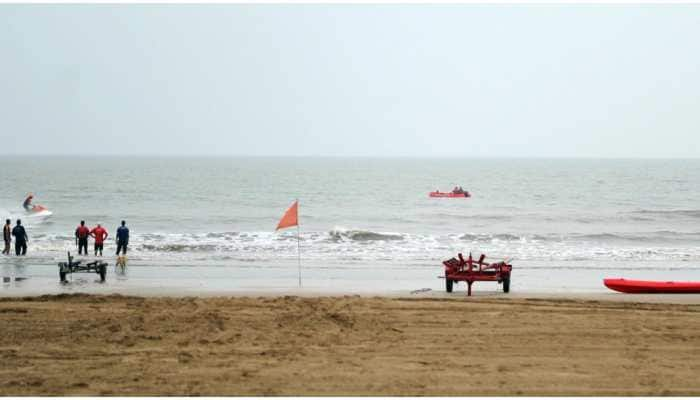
[1,4,699,157]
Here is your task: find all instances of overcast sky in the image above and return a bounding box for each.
[1,5,699,157]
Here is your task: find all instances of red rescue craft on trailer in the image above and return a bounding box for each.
[443,252,512,296]
[604,278,700,294]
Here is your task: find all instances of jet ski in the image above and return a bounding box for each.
[26,204,53,218]
[23,193,53,218]
[29,204,52,215]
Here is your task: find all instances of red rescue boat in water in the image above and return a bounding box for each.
[430,191,471,198]
[604,278,700,294]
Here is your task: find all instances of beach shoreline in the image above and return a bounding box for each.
[4,276,700,304]
[1,293,699,395]
[3,289,700,305]
[4,259,700,301]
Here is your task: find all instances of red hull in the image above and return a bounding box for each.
[604,278,700,294]
[429,192,470,198]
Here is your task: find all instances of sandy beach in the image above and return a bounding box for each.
[1,293,699,396]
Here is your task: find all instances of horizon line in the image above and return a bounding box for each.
[1,154,700,160]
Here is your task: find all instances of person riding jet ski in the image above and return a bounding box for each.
[23,194,34,211]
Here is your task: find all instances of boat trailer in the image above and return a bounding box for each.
[58,252,108,283]
[442,252,512,296]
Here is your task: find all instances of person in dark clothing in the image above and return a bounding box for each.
[75,220,90,255]
[11,219,28,256]
[2,219,11,255]
[116,220,129,256]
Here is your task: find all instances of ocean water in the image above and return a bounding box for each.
[1,157,700,294]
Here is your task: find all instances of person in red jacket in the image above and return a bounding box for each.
[90,224,108,256]
[75,220,90,255]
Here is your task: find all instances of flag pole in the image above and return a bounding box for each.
[297,199,301,288]
[276,199,301,288]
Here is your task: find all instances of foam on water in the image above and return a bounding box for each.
[12,228,700,266]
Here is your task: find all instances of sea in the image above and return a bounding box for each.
[1,157,700,295]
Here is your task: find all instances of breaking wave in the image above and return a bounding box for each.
[12,227,700,264]
[141,244,220,253]
[457,231,700,244]
[460,233,522,241]
[628,209,700,219]
[328,228,404,241]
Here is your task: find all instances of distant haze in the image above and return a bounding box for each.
[1,4,699,157]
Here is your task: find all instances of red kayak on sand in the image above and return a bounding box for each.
[604,278,700,294]
[430,191,471,198]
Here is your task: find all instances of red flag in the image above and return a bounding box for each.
[276,201,298,231]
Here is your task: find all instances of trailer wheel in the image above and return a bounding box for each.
[503,277,510,293]
[99,265,106,282]
[446,279,453,293]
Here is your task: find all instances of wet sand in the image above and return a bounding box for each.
[1,294,700,395]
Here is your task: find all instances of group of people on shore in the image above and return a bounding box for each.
[2,219,28,256]
[2,219,130,257]
[75,220,130,256]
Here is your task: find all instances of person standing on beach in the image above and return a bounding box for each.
[2,219,11,255]
[90,224,108,257]
[11,219,28,256]
[75,220,90,255]
[116,220,129,256]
